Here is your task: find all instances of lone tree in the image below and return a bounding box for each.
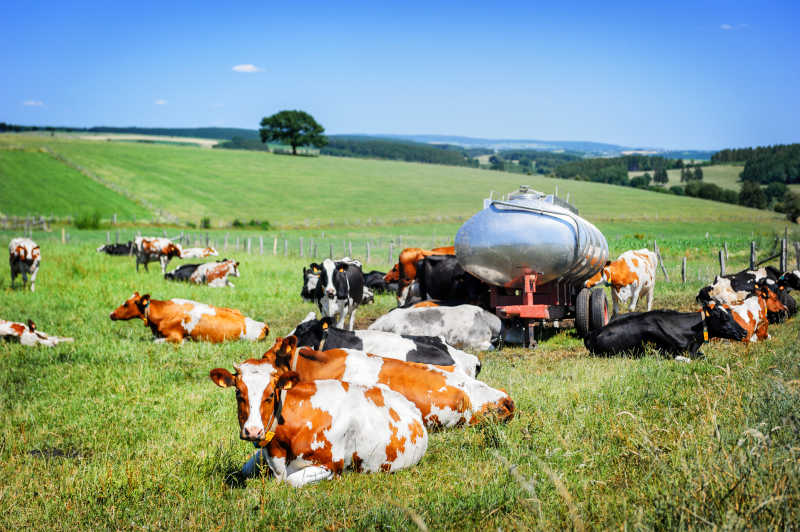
[259,110,327,155]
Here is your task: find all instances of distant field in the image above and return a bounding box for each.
[0,134,779,228]
[0,147,150,219]
[76,133,219,148]
[629,164,744,191]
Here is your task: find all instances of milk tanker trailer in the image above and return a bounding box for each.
[455,186,610,347]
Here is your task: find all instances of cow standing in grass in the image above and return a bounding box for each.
[585,248,658,317]
[9,237,40,292]
[134,237,182,274]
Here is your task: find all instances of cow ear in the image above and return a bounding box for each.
[210,368,235,388]
[235,261,240,268]
[604,261,611,267]
[141,294,151,306]
[281,336,298,356]
[321,317,333,330]
[277,371,300,391]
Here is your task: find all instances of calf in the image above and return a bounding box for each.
[9,237,41,292]
[109,292,268,343]
[180,246,218,259]
[385,246,455,300]
[164,263,201,282]
[314,258,364,330]
[210,364,428,486]
[261,336,512,428]
[585,248,657,317]
[584,303,747,358]
[134,237,182,274]
[290,312,481,377]
[364,270,394,294]
[96,241,134,255]
[1,319,74,347]
[188,259,240,287]
[368,304,502,351]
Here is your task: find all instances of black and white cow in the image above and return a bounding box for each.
[314,258,365,330]
[584,304,747,359]
[400,255,489,308]
[364,270,395,294]
[369,304,502,351]
[290,312,481,377]
[164,263,201,282]
[301,262,323,302]
[697,266,796,323]
[96,241,134,255]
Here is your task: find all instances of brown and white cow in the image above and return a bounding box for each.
[109,292,268,343]
[9,237,41,291]
[722,282,785,343]
[384,246,454,303]
[263,336,514,428]
[189,259,240,287]
[1,318,74,347]
[585,248,658,317]
[180,246,218,259]
[134,237,182,274]
[210,363,428,486]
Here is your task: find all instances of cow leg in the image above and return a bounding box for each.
[161,257,169,275]
[286,466,333,487]
[628,288,640,312]
[347,307,357,331]
[645,286,654,312]
[611,290,621,317]
[10,267,16,289]
[21,270,28,290]
[29,267,38,292]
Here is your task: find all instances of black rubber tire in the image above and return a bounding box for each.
[575,288,591,338]
[590,287,609,331]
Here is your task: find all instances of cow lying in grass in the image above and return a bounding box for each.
[180,246,218,259]
[210,363,428,486]
[261,336,513,428]
[1,319,74,347]
[109,292,268,343]
[96,241,133,255]
[165,260,239,287]
[584,302,747,359]
[290,312,481,377]
[697,267,795,323]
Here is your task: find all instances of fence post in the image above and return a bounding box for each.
[236,236,240,250]
[115,229,120,244]
[284,240,288,257]
[61,227,66,244]
[795,242,800,270]
[348,240,352,258]
[389,242,394,264]
[366,241,371,263]
[719,250,726,276]
[329,243,333,259]
[247,238,251,254]
[113,213,117,225]
[206,233,209,246]
[273,237,278,255]
[300,237,304,258]
[260,236,264,255]
[312,239,317,258]
[724,241,728,260]
[681,257,687,284]
[780,238,787,272]
[653,241,669,282]
[750,241,756,270]
[106,231,110,244]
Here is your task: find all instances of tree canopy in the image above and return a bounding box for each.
[259,110,327,155]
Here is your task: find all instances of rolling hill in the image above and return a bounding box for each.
[0,133,782,227]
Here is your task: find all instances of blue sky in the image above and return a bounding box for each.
[2,1,798,149]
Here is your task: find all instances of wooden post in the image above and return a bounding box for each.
[348,240,352,258]
[205,233,209,246]
[389,242,394,264]
[724,241,728,260]
[329,243,333,259]
[246,238,251,254]
[653,241,669,282]
[565,191,570,204]
[106,231,110,244]
[115,229,120,244]
[61,227,65,244]
[719,250,726,276]
[366,241,371,263]
[284,240,288,256]
[259,236,264,255]
[162,229,167,238]
[681,257,687,284]
[750,241,756,270]
[795,242,800,270]
[273,237,278,255]
[780,238,787,272]
[300,237,304,258]
[113,213,117,225]
[312,239,317,258]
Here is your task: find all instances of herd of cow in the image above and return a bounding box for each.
[4,234,799,487]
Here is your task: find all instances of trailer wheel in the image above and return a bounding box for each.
[590,287,609,331]
[575,288,591,338]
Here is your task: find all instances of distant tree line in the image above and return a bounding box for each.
[552,155,685,186]
[712,144,800,185]
[496,150,581,175]
[320,137,478,166]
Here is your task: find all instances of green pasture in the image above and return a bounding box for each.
[0,147,149,219]
[629,164,744,191]
[1,134,779,228]
[1,220,799,529]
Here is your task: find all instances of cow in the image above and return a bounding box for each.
[301,262,323,302]
[209,363,428,486]
[402,254,489,308]
[314,258,365,330]
[1,319,74,347]
[363,270,395,294]
[164,263,201,282]
[584,302,747,359]
[384,246,455,303]
[134,237,182,274]
[253,336,513,429]
[726,295,769,343]
[9,237,40,292]
[96,241,134,255]
[290,312,482,377]
[188,259,240,287]
[696,268,794,324]
[109,292,268,344]
[180,246,218,259]
[585,249,658,317]
[368,304,502,351]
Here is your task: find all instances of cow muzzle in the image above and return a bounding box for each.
[242,425,265,441]
[326,289,336,299]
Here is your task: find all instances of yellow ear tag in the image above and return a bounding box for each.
[322,322,328,330]
[703,330,709,341]
[258,432,275,447]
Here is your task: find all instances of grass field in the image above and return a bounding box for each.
[1,133,779,228]
[1,220,799,529]
[0,147,150,219]
[629,164,744,192]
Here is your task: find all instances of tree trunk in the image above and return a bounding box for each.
[292,144,297,155]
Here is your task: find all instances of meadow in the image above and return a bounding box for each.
[629,164,744,191]
[1,218,799,530]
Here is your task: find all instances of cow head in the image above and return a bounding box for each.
[164,243,182,259]
[319,259,349,300]
[289,316,335,349]
[584,261,611,289]
[205,247,219,257]
[301,263,322,300]
[226,260,241,277]
[757,281,789,320]
[210,357,300,442]
[702,301,747,341]
[110,292,150,321]
[384,263,400,283]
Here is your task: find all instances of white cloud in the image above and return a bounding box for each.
[155,99,167,105]
[23,100,44,107]
[720,23,733,30]
[232,64,263,73]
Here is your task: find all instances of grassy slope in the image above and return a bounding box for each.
[630,164,744,191]
[0,240,798,530]
[1,134,778,227]
[0,148,150,219]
